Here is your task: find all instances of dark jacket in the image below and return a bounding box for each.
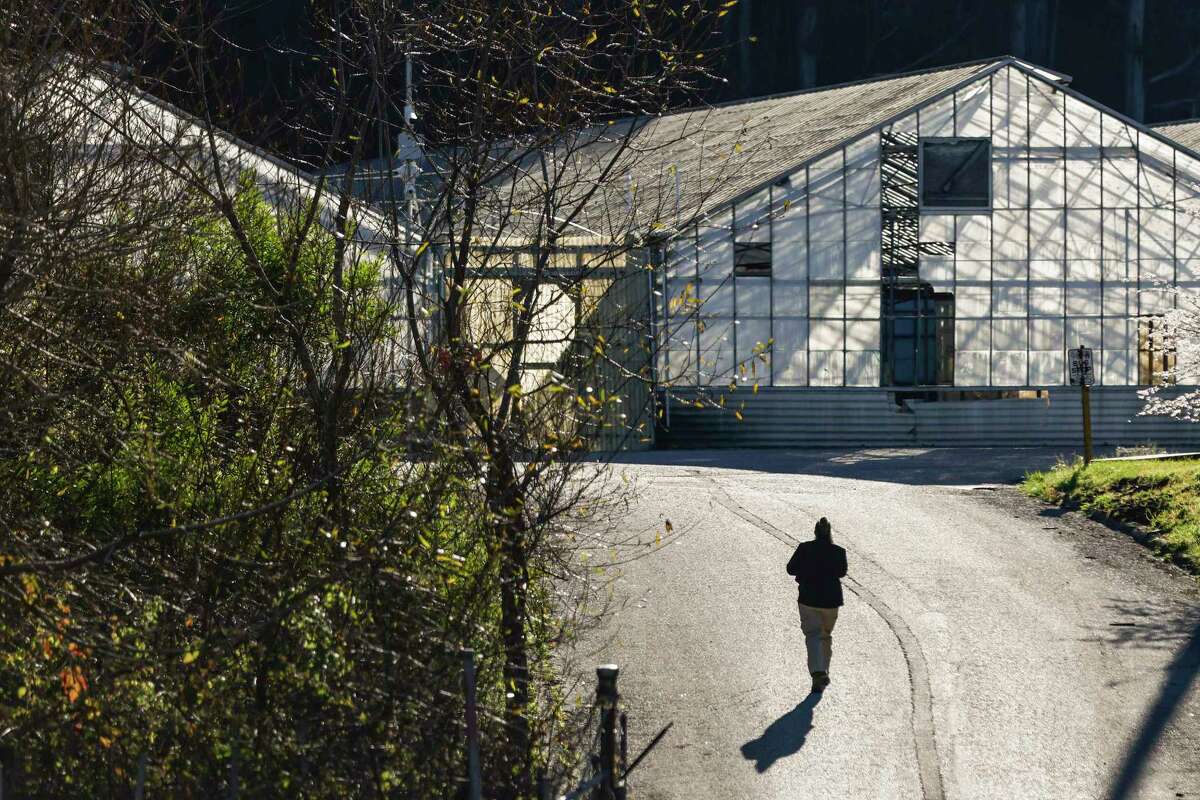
[786,540,847,608]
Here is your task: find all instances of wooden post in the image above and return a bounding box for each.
[594,665,621,800]
[461,649,482,800]
[1082,381,1093,466]
[1071,344,1095,466]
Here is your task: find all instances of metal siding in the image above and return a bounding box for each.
[656,387,1200,449]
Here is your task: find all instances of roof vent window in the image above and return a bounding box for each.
[919,138,991,212]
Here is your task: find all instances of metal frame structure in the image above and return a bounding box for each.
[656,59,1200,394]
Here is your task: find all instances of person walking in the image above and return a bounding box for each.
[786,517,847,693]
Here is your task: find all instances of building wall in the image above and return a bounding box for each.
[658,64,1200,390]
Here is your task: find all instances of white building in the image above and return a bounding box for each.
[636,56,1200,447]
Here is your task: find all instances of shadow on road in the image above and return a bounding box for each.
[608,447,1075,487]
[739,692,824,773]
[1106,617,1200,799]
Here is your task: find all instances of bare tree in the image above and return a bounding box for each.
[1,0,744,796]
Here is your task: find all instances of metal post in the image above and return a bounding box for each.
[594,664,622,800]
[619,712,628,800]
[462,649,482,800]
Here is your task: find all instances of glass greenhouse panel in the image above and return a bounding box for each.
[956,82,992,137]
[956,215,992,260]
[1066,209,1102,259]
[1029,79,1065,149]
[735,189,772,243]
[994,158,1030,208]
[992,350,1027,385]
[663,317,697,384]
[1030,318,1065,350]
[809,350,844,386]
[809,318,844,351]
[919,95,955,138]
[698,318,735,385]
[772,281,807,316]
[1065,157,1103,208]
[846,351,881,386]
[736,318,772,386]
[772,317,809,385]
[956,351,990,386]
[993,210,1029,259]
[808,284,845,318]
[1029,350,1064,385]
[1029,159,1066,208]
[846,283,881,319]
[1064,94,1103,148]
[735,277,770,313]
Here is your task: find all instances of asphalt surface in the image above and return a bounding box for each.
[578,448,1200,800]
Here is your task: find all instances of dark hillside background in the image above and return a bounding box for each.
[148,0,1200,162]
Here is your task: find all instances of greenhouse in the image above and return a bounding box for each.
[646,56,1200,446]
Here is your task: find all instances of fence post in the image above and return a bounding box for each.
[461,649,483,800]
[594,664,622,800]
[619,712,628,795]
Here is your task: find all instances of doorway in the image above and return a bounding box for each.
[882,284,954,387]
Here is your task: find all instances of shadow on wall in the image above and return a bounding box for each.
[739,692,823,773]
[608,446,1074,487]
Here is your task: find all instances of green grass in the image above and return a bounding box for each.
[1022,457,1200,574]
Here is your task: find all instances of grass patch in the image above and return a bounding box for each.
[1022,457,1200,574]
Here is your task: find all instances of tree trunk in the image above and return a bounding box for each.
[797,1,818,90]
[491,459,531,799]
[1010,0,1027,58]
[738,0,753,97]
[1012,0,1055,64]
[1126,0,1146,121]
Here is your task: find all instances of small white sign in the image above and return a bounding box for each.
[1069,347,1095,386]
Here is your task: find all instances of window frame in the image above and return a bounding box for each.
[733,241,772,277]
[918,136,993,215]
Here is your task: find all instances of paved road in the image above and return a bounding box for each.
[579,448,1200,800]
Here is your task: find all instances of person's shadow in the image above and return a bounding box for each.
[739,692,824,773]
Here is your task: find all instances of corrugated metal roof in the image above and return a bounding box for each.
[496,57,1013,241]
[1152,119,1200,153]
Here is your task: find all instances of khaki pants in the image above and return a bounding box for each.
[798,601,839,675]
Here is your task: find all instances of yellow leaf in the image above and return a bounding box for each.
[182,650,200,665]
[584,30,598,46]
[99,736,112,749]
